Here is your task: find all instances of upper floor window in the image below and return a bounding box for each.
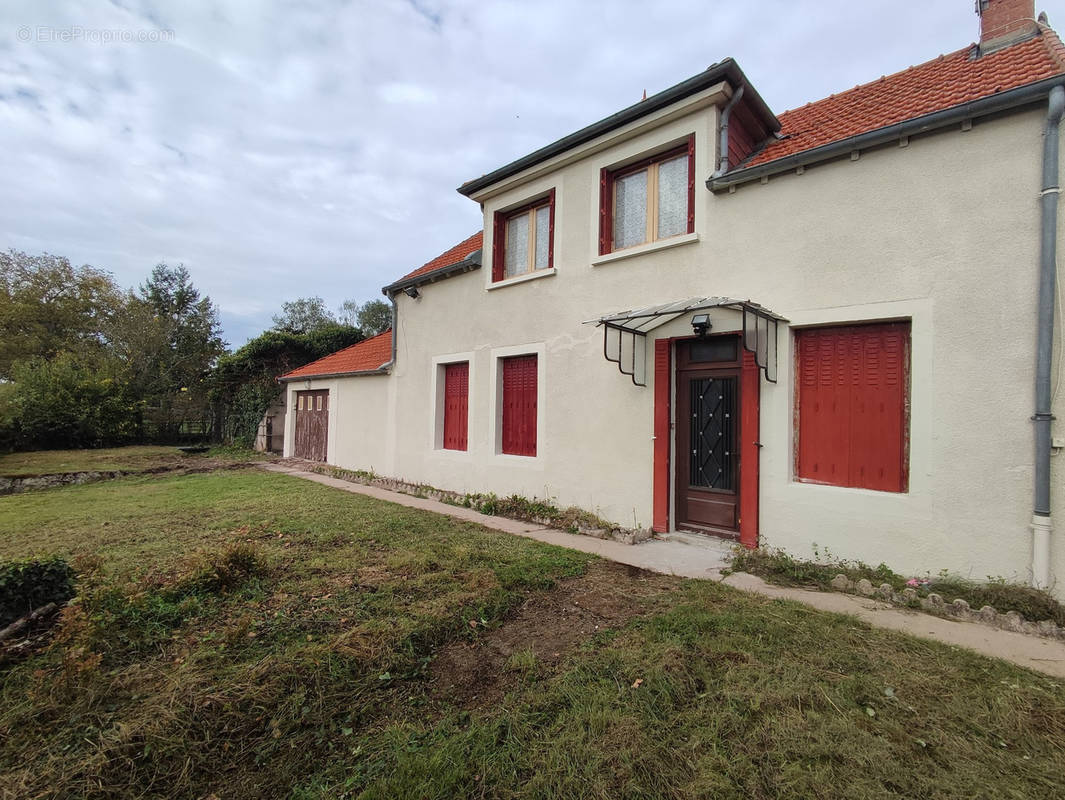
[599,135,694,255]
[492,190,555,282]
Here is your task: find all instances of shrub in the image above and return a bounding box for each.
[0,556,76,626]
[4,353,141,450]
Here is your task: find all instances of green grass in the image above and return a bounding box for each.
[0,445,196,476]
[0,444,269,478]
[1,467,1064,799]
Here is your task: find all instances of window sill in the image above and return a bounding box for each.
[793,478,909,496]
[495,452,541,464]
[487,268,556,291]
[591,232,699,267]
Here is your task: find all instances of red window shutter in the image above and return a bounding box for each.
[501,355,537,456]
[652,339,671,532]
[598,167,611,255]
[547,188,556,269]
[795,323,909,492]
[443,362,469,451]
[686,133,695,234]
[492,211,506,282]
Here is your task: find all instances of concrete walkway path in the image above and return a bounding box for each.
[259,463,1065,678]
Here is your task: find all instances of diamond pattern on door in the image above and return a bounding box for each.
[689,376,736,490]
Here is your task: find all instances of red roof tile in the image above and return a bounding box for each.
[280,329,392,380]
[746,30,1065,169]
[390,231,482,286]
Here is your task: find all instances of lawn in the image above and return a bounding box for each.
[1,467,1063,799]
[0,445,259,477]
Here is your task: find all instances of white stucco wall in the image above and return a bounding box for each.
[283,375,395,474]
[290,93,1065,594]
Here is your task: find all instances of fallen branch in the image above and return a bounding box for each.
[0,602,58,644]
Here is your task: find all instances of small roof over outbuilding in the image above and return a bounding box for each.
[278,329,393,381]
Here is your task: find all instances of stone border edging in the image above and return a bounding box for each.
[831,574,1065,641]
[294,461,656,545]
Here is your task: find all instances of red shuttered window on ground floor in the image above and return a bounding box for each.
[795,322,910,493]
[501,354,537,457]
[443,362,469,451]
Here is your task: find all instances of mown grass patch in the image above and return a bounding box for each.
[0,468,1063,799]
[0,445,186,476]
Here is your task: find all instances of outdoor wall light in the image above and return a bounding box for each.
[691,313,712,337]
[403,286,420,299]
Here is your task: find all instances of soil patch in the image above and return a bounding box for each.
[428,561,679,711]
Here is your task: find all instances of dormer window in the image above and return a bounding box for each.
[491,190,555,282]
[599,135,694,254]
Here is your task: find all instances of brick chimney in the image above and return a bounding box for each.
[977,0,1039,51]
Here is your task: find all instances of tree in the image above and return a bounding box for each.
[337,299,360,327]
[354,299,391,336]
[272,297,337,334]
[0,250,124,379]
[209,325,364,446]
[124,264,226,439]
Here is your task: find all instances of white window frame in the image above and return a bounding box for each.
[430,351,475,456]
[488,341,546,464]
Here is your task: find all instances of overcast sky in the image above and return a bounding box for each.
[3,0,1063,347]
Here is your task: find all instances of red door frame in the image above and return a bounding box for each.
[652,336,759,548]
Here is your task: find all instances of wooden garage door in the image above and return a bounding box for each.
[294,390,328,462]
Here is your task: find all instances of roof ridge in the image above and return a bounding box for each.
[746,28,1065,170]
[1037,22,1065,71]
[776,29,1065,123]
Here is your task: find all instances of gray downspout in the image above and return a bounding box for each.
[711,85,745,179]
[1032,83,1065,589]
[382,290,398,372]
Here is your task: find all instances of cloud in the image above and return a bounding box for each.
[0,0,1043,346]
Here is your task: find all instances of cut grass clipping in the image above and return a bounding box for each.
[0,467,1063,799]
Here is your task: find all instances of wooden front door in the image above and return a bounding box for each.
[675,337,741,537]
[294,389,328,461]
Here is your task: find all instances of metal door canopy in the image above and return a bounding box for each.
[587,296,787,386]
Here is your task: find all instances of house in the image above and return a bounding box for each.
[281,0,1065,594]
